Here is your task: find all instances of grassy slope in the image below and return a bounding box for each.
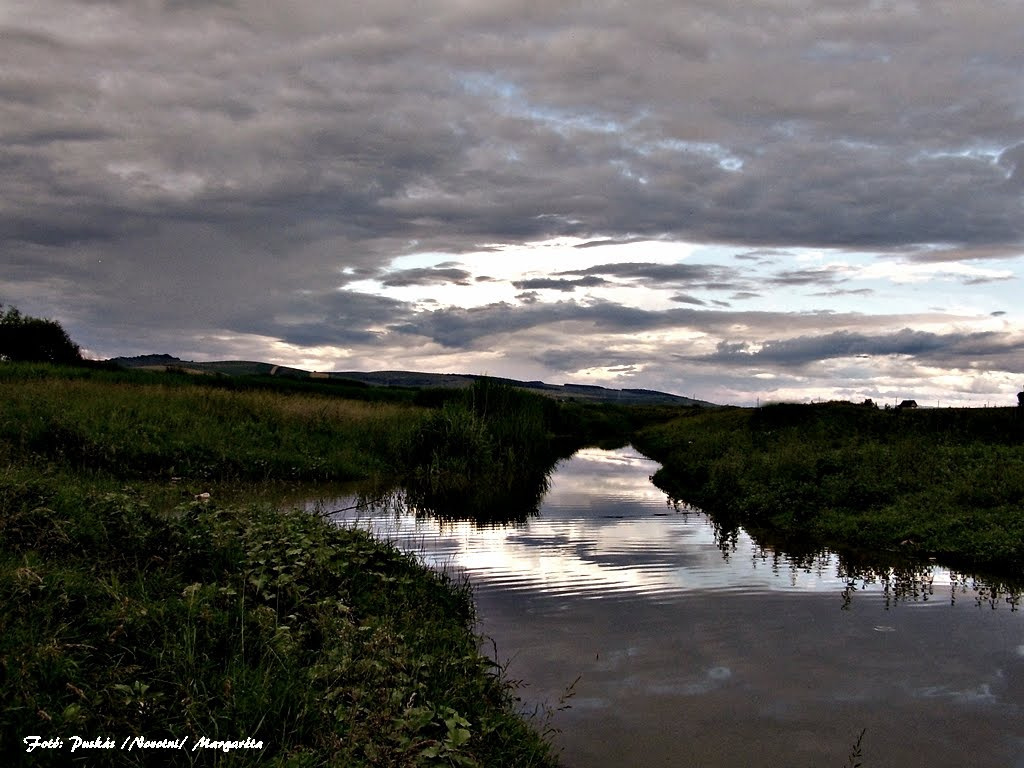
[0,364,558,767]
[0,363,420,484]
[634,402,1024,576]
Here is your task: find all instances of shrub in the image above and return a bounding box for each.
[0,305,82,365]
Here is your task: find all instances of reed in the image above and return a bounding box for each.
[402,379,565,522]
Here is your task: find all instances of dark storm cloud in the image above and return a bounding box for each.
[693,329,1024,370]
[511,275,609,292]
[6,2,1023,264]
[163,0,237,10]
[391,299,708,349]
[734,251,783,264]
[2,0,1023,379]
[4,126,120,147]
[961,274,1014,286]
[532,346,646,374]
[386,296,959,352]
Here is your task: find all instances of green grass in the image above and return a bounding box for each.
[0,471,557,766]
[0,363,562,766]
[0,363,421,483]
[634,401,1024,576]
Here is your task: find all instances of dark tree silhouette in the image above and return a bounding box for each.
[0,304,82,364]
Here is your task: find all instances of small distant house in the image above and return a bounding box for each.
[896,399,918,410]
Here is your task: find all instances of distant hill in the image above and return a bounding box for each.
[108,355,715,407]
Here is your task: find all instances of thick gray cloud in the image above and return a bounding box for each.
[6,2,1023,261]
[557,262,745,290]
[693,329,1024,370]
[387,298,961,352]
[2,1,1023,403]
[512,275,609,292]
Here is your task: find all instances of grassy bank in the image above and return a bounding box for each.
[0,362,420,484]
[634,401,1024,576]
[0,364,561,766]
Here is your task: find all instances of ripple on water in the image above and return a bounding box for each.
[301,446,1024,768]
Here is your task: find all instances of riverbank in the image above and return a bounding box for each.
[633,401,1024,578]
[0,363,563,766]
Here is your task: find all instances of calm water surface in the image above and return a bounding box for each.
[311,447,1024,767]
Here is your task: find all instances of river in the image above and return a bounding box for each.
[309,446,1024,767]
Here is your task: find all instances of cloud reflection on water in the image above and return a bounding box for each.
[306,447,1024,768]
[313,446,1016,608]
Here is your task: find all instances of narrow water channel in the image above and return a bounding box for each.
[310,447,1024,767]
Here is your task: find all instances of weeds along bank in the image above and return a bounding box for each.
[634,401,1024,577]
[1,479,557,767]
[0,364,561,766]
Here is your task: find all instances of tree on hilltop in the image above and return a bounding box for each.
[0,304,82,364]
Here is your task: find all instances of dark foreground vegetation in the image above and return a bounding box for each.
[0,304,83,366]
[635,400,1024,577]
[0,361,599,766]
[2,478,554,767]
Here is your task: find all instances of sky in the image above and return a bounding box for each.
[3,1,1024,406]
